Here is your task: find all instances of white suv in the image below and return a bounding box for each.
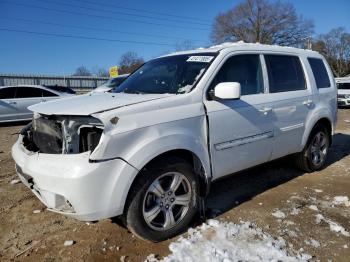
[12,43,337,241]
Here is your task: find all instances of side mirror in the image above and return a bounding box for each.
[213,82,241,100]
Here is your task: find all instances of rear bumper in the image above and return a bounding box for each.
[11,135,138,221]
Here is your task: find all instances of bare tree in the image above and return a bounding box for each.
[73,66,91,76]
[313,27,350,77]
[118,52,144,74]
[91,67,109,77]
[211,0,314,47]
[175,40,195,51]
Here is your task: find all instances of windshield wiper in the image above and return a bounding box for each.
[123,89,144,94]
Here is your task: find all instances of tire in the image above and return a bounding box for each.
[294,124,330,172]
[124,157,199,242]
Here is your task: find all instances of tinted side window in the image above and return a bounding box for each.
[210,54,264,96]
[0,87,17,99]
[308,58,331,89]
[42,89,58,97]
[265,55,306,93]
[16,87,43,98]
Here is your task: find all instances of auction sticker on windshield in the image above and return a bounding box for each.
[187,56,214,63]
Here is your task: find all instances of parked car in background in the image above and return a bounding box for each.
[43,85,76,94]
[92,74,129,93]
[0,85,74,122]
[336,77,350,107]
[12,43,336,242]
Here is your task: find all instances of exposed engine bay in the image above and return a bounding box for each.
[21,114,104,154]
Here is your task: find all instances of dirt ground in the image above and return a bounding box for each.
[1,110,349,261]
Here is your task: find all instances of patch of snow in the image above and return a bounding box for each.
[63,240,75,246]
[315,214,350,237]
[153,220,310,262]
[272,210,286,219]
[305,239,320,248]
[315,214,324,224]
[284,220,295,226]
[314,189,323,193]
[332,196,350,207]
[343,244,348,249]
[308,205,318,211]
[291,208,301,215]
[10,179,20,185]
[32,210,41,214]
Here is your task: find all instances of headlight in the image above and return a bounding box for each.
[345,94,350,99]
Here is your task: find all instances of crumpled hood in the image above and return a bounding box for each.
[28,92,174,116]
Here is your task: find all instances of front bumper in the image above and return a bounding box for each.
[11,136,138,221]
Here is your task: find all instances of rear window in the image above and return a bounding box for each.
[265,55,306,93]
[308,58,331,89]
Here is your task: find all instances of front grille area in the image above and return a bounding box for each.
[21,114,104,154]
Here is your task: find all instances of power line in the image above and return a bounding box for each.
[0,27,185,46]
[71,0,211,23]
[2,1,209,31]
[31,0,211,26]
[1,17,207,43]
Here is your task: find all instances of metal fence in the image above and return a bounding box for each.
[0,74,109,90]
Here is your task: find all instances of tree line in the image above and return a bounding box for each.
[73,0,350,78]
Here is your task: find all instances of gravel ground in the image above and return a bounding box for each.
[0,110,349,261]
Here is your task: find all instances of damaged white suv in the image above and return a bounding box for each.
[12,43,337,241]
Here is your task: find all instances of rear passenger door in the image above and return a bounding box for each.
[263,54,312,159]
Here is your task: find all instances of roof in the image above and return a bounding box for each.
[162,41,320,58]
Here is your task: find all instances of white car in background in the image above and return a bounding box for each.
[336,77,350,106]
[0,85,74,123]
[92,74,129,93]
[12,43,337,242]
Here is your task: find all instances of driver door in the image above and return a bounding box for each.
[204,54,274,179]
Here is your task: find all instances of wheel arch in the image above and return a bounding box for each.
[123,148,211,214]
[302,115,333,148]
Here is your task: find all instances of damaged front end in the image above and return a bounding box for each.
[22,113,104,155]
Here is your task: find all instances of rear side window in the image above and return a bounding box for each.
[0,87,17,99]
[308,58,331,89]
[265,55,306,93]
[210,54,264,96]
[42,89,58,97]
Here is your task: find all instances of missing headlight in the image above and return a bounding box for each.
[79,127,103,153]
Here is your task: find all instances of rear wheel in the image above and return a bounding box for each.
[124,157,199,242]
[295,124,330,172]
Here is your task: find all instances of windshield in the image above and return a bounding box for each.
[337,82,350,90]
[113,53,217,94]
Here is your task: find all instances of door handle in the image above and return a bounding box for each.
[259,107,272,115]
[303,99,313,106]
[8,101,17,105]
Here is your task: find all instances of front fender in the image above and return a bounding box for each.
[90,116,211,178]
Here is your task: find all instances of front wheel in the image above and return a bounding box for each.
[295,124,330,172]
[124,157,199,242]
